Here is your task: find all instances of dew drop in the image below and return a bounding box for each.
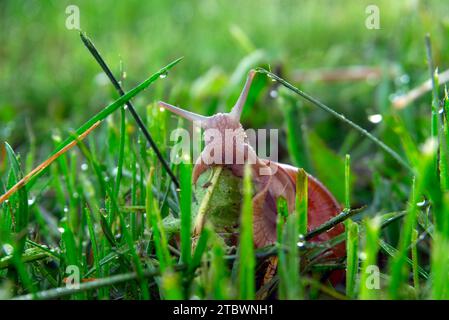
[63,206,69,213]
[368,114,383,124]
[2,244,13,255]
[81,163,88,171]
[52,134,61,142]
[297,241,305,248]
[267,74,276,82]
[297,234,305,248]
[58,227,65,234]
[416,200,427,207]
[399,74,410,84]
[270,90,279,98]
[159,72,168,79]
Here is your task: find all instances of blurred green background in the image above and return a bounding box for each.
[0,0,448,205]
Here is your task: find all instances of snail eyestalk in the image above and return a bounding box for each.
[230,70,256,121]
[158,101,209,125]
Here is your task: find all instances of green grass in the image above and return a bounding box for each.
[2,0,449,301]
[238,164,255,299]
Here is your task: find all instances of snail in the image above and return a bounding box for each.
[159,70,345,284]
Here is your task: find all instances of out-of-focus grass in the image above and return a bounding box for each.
[1,1,448,148]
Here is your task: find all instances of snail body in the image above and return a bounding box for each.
[159,70,344,258]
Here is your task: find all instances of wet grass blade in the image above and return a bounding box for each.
[4,143,29,239]
[1,57,183,201]
[359,217,381,300]
[345,154,351,209]
[13,265,187,300]
[411,229,420,296]
[296,169,308,236]
[190,227,210,273]
[440,89,449,192]
[114,106,126,198]
[280,94,310,171]
[60,220,84,300]
[146,168,173,274]
[344,154,358,298]
[305,207,361,241]
[3,143,36,295]
[144,185,183,301]
[238,164,255,299]
[345,220,359,299]
[84,206,103,297]
[278,210,303,299]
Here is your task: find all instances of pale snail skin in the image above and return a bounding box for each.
[159,70,344,257]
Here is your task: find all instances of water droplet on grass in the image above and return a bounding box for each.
[3,244,13,255]
[416,200,427,207]
[297,234,305,247]
[399,74,410,84]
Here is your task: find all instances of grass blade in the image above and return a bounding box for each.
[431,233,449,299]
[278,207,303,299]
[238,164,255,299]
[179,162,192,266]
[359,217,381,300]
[344,153,359,298]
